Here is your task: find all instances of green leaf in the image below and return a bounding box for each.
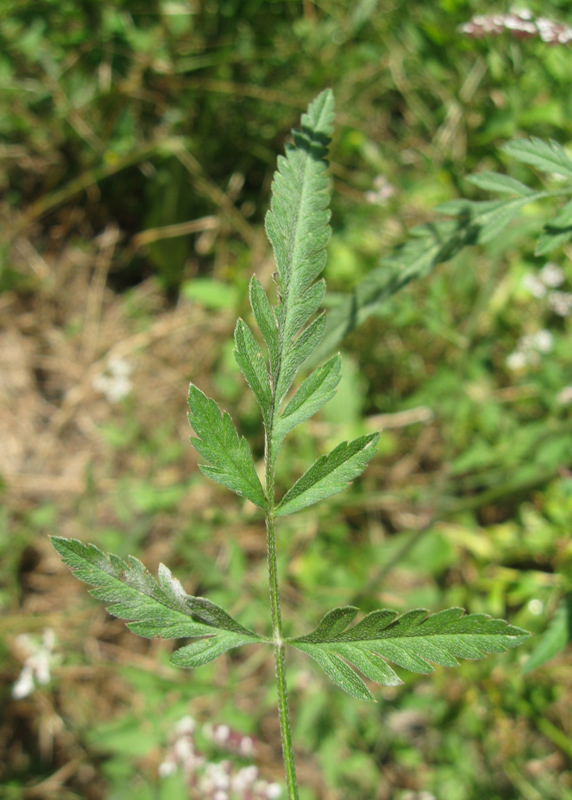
[275,311,327,407]
[288,606,530,701]
[535,199,572,255]
[436,194,549,243]
[264,89,334,407]
[535,228,572,256]
[466,171,534,197]
[51,537,264,668]
[523,594,572,672]
[502,137,572,180]
[309,190,546,365]
[234,319,272,417]
[309,220,457,363]
[545,198,572,228]
[187,384,267,509]
[271,354,342,461]
[249,275,279,375]
[275,432,379,516]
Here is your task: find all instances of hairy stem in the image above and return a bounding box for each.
[265,429,299,800]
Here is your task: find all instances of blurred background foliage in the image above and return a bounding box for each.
[1,1,571,799]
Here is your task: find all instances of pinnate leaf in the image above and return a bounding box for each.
[274,311,327,409]
[275,432,379,516]
[502,137,572,180]
[535,199,572,255]
[436,194,549,244]
[249,276,279,374]
[234,319,272,416]
[272,354,342,461]
[465,171,534,196]
[264,89,334,407]
[288,606,529,701]
[188,383,267,509]
[51,537,263,668]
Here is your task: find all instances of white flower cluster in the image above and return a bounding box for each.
[460,8,572,44]
[401,792,437,800]
[364,175,395,206]
[92,355,133,402]
[506,329,554,371]
[158,715,281,800]
[204,722,255,757]
[556,386,572,405]
[522,263,572,317]
[12,629,57,699]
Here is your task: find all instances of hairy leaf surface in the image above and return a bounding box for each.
[436,194,550,244]
[265,89,334,410]
[51,537,264,667]
[465,171,534,196]
[536,199,572,255]
[188,384,267,509]
[502,137,572,180]
[249,275,279,374]
[272,354,341,459]
[275,432,379,516]
[289,606,529,701]
[234,318,272,416]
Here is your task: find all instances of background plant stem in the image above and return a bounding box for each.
[265,428,299,799]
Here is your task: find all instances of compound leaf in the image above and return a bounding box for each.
[288,606,529,700]
[188,383,267,509]
[272,354,342,461]
[274,311,327,409]
[265,89,334,408]
[465,171,534,197]
[535,199,572,255]
[436,194,549,244]
[502,137,572,180]
[523,594,572,672]
[275,432,379,516]
[234,318,272,416]
[51,537,264,668]
[249,275,279,375]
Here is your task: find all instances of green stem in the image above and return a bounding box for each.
[265,430,299,800]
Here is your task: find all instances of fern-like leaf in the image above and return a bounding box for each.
[275,432,379,516]
[51,537,264,668]
[288,606,529,701]
[264,89,335,417]
[502,137,572,180]
[188,384,267,509]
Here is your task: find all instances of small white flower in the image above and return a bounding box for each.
[12,629,57,699]
[266,783,282,799]
[532,329,554,353]
[528,599,544,616]
[175,715,196,735]
[365,176,395,205]
[556,386,572,405]
[213,724,230,745]
[158,759,177,778]
[92,356,133,402]
[540,262,565,287]
[506,350,528,371]
[510,7,533,20]
[232,765,258,792]
[549,291,572,317]
[173,736,194,762]
[12,665,35,699]
[522,272,546,298]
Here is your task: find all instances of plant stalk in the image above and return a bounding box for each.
[265,429,299,800]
